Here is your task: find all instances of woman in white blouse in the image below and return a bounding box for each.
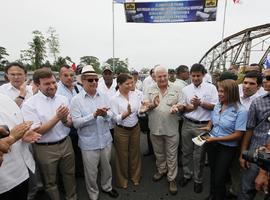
[110,73,142,189]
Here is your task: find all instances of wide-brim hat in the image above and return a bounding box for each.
[81,65,97,76]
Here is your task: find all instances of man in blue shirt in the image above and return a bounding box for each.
[70,65,118,200]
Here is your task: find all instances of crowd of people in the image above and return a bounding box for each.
[0,61,269,200]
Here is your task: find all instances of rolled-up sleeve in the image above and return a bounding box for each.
[235,108,248,131]
[70,98,96,129]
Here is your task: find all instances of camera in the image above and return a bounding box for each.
[242,150,270,171]
[0,125,10,139]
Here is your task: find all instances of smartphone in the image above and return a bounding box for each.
[199,132,211,140]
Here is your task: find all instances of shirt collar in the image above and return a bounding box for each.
[82,89,100,98]
[6,82,19,91]
[240,91,259,101]
[37,91,57,100]
[192,81,204,89]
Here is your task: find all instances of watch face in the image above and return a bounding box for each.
[268,116,270,122]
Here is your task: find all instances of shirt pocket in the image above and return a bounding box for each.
[202,94,212,102]
[222,113,237,129]
[166,93,178,106]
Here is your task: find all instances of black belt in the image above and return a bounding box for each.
[117,123,138,131]
[35,137,67,146]
[184,117,209,125]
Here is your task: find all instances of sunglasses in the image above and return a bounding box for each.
[263,75,270,81]
[85,78,99,83]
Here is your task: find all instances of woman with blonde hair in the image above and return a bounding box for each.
[200,79,248,200]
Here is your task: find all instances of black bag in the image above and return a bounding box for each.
[138,114,150,133]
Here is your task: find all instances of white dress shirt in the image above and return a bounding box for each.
[21,91,70,143]
[240,91,260,110]
[135,79,143,91]
[97,78,117,98]
[56,81,80,104]
[110,90,141,127]
[0,82,33,100]
[238,84,267,98]
[183,82,218,121]
[70,90,112,150]
[142,76,156,93]
[0,94,35,194]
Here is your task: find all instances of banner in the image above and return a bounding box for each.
[124,0,218,23]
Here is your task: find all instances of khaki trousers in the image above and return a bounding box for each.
[114,124,141,188]
[33,137,77,200]
[150,134,179,181]
[81,144,112,200]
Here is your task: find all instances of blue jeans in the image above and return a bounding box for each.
[238,163,259,200]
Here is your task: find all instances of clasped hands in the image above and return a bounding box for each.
[94,107,109,118]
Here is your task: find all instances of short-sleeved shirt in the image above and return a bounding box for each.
[0,82,33,101]
[210,103,248,147]
[144,83,185,136]
[247,93,270,150]
[183,82,218,121]
[21,91,70,143]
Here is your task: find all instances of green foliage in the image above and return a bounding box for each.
[80,56,101,74]
[140,67,150,74]
[20,30,47,70]
[47,27,60,64]
[105,58,129,74]
[0,46,9,71]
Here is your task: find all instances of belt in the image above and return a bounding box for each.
[117,123,138,131]
[184,117,209,125]
[35,137,67,146]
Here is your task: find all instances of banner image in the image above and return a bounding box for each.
[124,0,218,23]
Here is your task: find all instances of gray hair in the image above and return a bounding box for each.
[154,66,167,76]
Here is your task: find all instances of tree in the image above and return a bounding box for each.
[140,67,150,75]
[80,56,101,74]
[0,46,9,70]
[0,46,9,61]
[20,30,47,70]
[105,58,129,74]
[47,27,60,64]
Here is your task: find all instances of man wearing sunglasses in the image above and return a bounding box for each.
[70,65,118,200]
[239,69,270,200]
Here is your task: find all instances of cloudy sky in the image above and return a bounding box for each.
[1,0,269,70]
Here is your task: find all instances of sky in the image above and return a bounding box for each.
[1,0,270,70]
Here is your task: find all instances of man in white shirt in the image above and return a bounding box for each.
[57,65,84,177]
[180,63,218,193]
[0,94,41,200]
[142,68,156,93]
[174,65,189,90]
[240,71,262,110]
[131,70,143,91]
[70,65,118,200]
[0,62,33,107]
[21,69,77,200]
[98,65,117,141]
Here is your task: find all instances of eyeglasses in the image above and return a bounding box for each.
[263,75,270,81]
[85,78,99,83]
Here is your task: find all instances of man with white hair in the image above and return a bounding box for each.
[70,65,118,200]
[142,66,185,195]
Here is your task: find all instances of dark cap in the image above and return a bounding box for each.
[168,69,175,73]
[131,70,139,75]
[219,71,238,81]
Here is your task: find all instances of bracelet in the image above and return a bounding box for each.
[18,95,25,100]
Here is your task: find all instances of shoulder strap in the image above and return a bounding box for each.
[74,85,80,94]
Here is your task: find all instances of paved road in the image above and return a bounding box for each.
[35,133,264,200]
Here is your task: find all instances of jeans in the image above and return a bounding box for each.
[238,163,259,200]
